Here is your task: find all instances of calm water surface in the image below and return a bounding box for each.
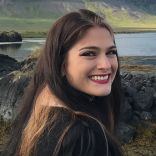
[115,32,156,56]
[0,32,156,61]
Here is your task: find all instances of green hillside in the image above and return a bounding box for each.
[0,0,156,37]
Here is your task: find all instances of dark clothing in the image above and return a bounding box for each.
[34,107,115,156]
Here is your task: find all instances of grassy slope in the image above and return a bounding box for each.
[0,17,54,37]
[0,1,156,37]
[85,2,156,32]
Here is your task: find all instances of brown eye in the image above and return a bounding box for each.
[80,51,96,57]
[107,50,117,56]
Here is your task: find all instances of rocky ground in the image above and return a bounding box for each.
[120,56,156,155]
[123,121,156,156]
[0,119,10,155]
[0,54,156,155]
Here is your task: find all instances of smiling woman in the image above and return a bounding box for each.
[2,9,123,156]
[65,27,118,96]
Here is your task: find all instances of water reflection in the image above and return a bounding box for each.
[0,43,22,50]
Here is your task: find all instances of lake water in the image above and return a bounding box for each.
[115,32,156,56]
[0,32,156,61]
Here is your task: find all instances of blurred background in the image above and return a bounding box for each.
[0,0,156,62]
[0,1,156,156]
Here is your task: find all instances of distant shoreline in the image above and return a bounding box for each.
[0,30,156,39]
[20,29,156,38]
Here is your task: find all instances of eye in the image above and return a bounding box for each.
[107,49,117,56]
[80,51,96,57]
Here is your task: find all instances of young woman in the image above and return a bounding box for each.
[4,9,123,156]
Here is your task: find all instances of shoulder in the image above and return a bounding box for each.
[48,107,106,138]
[35,107,108,156]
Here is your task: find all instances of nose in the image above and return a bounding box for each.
[96,55,111,71]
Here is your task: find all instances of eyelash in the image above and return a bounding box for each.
[80,51,96,57]
[107,50,117,55]
[80,49,117,57]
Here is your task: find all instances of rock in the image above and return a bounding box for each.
[121,78,130,89]
[0,31,22,42]
[124,86,137,97]
[20,57,37,72]
[0,54,37,121]
[0,72,30,121]
[116,122,136,144]
[8,31,22,42]
[124,73,133,80]
[122,121,156,156]
[140,111,152,121]
[133,89,154,111]
[150,76,156,90]
[0,54,20,77]
[120,98,133,122]
[144,87,155,95]
[0,31,9,42]
[130,112,140,126]
[151,94,156,120]
[134,81,142,91]
[129,74,142,90]
[153,93,156,106]
[151,107,156,120]
[129,74,153,90]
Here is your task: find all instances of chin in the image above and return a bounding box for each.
[89,90,111,97]
[96,92,111,97]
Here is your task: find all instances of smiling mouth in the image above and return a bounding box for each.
[89,74,110,84]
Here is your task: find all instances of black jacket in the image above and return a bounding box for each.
[33,107,116,156]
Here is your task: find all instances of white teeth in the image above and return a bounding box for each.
[90,75,109,80]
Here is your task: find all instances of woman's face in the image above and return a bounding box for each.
[63,26,118,96]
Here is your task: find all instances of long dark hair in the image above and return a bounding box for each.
[4,9,122,156]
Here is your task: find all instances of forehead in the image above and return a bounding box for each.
[71,26,114,49]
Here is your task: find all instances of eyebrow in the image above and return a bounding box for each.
[79,45,117,51]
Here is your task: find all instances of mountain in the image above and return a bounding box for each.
[0,0,156,18]
[0,0,156,35]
